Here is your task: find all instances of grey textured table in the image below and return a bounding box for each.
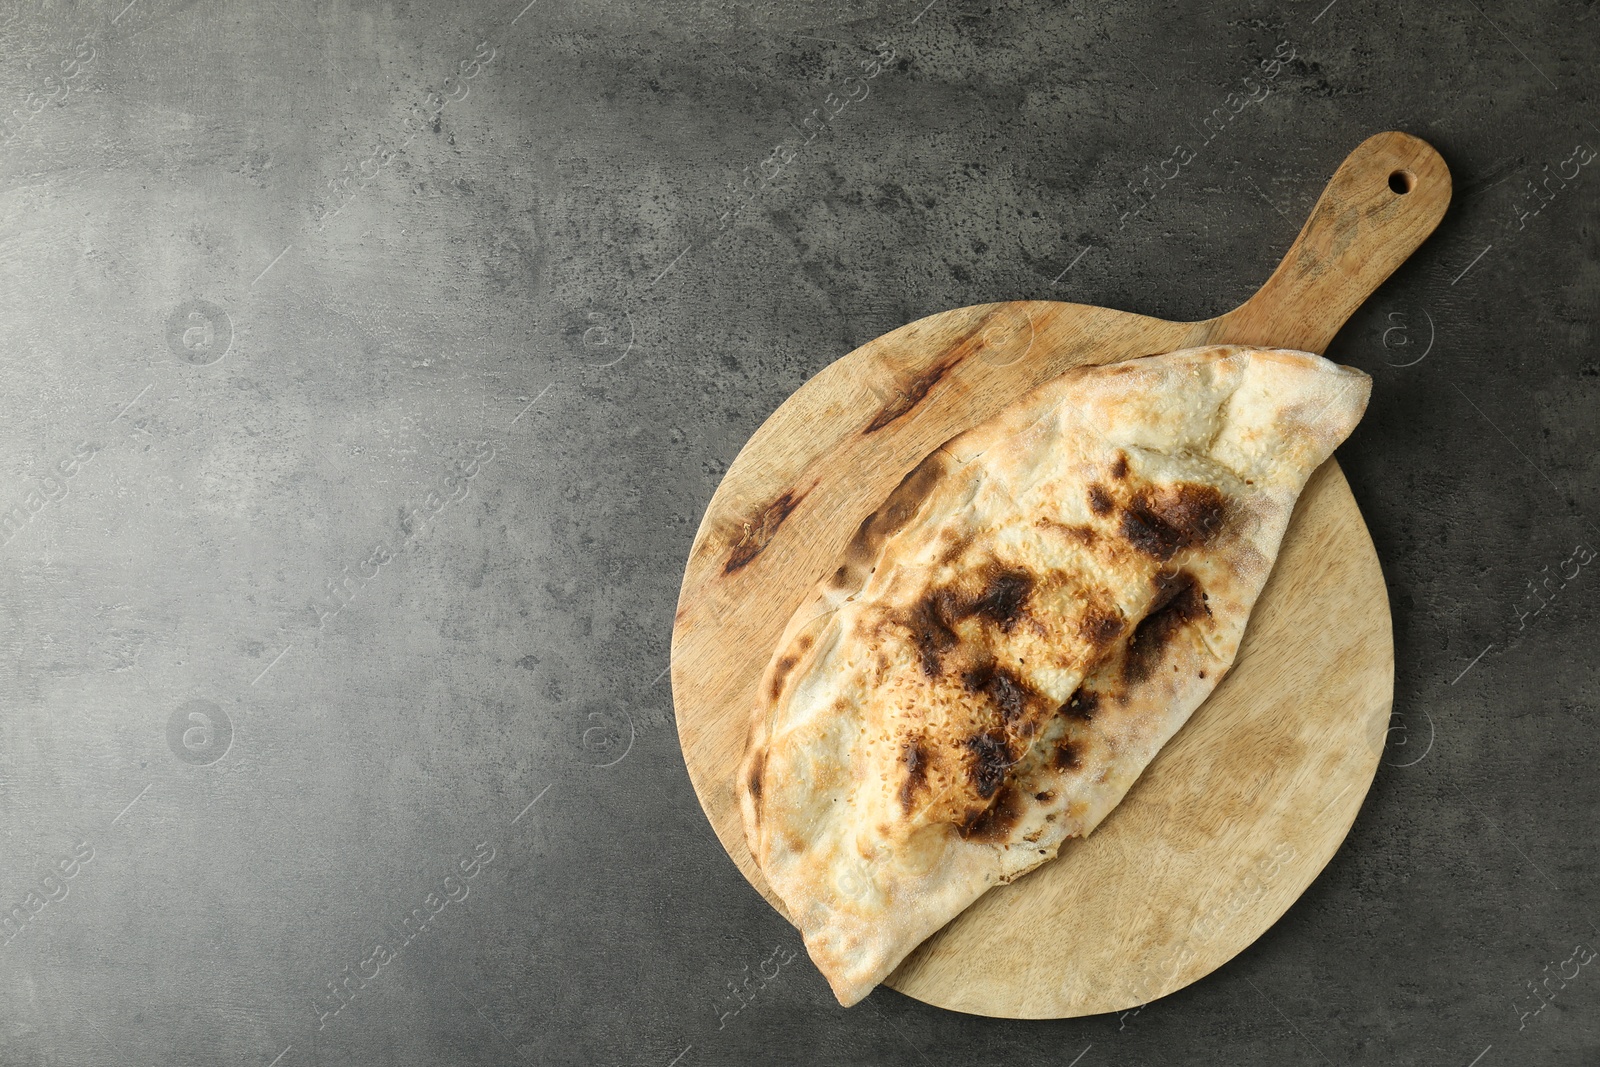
[0,1,1595,1064]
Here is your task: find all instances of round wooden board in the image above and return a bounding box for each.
[671,133,1450,1018]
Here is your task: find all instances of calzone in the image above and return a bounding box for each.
[739,345,1371,1006]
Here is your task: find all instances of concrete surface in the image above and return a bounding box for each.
[0,0,1595,1064]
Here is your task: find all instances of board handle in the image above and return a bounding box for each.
[1203,131,1451,354]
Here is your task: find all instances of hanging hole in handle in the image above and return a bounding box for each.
[1388,169,1414,195]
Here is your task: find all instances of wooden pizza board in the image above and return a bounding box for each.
[670,131,1449,1018]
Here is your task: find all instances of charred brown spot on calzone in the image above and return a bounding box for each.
[899,740,930,813]
[967,570,1034,632]
[747,751,764,808]
[768,655,799,702]
[1079,604,1124,647]
[1060,687,1099,721]
[963,730,1014,800]
[1088,484,1113,516]
[1118,483,1228,561]
[895,567,1033,676]
[956,783,1024,842]
[840,451,952,575]
[904,596,959,677]
[1035,517,1099,547]
[1063,524,1098,546]
[1124,571,1211,683]
[960,662,1034,723]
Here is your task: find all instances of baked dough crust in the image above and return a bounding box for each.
[740,346,1371,1006]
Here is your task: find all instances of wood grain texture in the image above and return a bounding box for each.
[671,131,1448,1017]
